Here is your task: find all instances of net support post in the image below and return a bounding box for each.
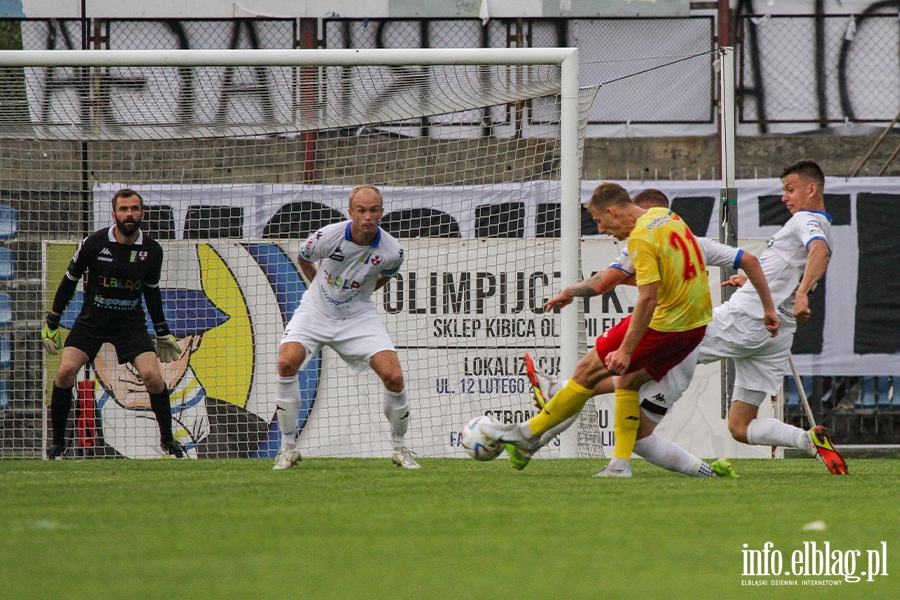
[557,48,581,458]
[718,46,737,420]
[719,186,738,420]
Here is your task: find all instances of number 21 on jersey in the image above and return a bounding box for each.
[668,229,705,281]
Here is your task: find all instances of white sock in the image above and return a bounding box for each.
[539,413,578,446]
[634,434,706,477]
[517,421,539,440]
[746,418,808,450]
[382,387,410,452]
[796,428,816,456]
[276,375,301,450]
[532,379,573,446]
[548,379,564,397]
[608,456,630,471]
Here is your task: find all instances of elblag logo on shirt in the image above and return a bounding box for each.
[322,267,362,291]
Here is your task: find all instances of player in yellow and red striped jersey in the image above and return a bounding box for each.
[484,182,715,477]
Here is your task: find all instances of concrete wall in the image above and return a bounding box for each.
[0,136,560,191]
[2,135,893,194]
[586,135,900,181]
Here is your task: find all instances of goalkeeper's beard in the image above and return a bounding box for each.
[115,216,141,236]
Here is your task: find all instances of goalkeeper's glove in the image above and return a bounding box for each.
[155,334,181,363]
[153,323,181,363]
[41,312,61,355]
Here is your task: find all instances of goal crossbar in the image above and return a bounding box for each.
[0,48,578,68]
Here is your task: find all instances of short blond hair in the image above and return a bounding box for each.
[587,182,631,213]
[349,185,383,208]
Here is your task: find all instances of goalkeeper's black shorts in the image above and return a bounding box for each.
[64,321,155,365]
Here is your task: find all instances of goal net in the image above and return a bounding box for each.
[0,48,606,459]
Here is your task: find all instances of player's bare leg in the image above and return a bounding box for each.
[370,350,419,469]
[54,346,90,389]
[537,375,614,445]
[535,366,615,446]
[273,341,306,470]
[727,400,760,444]
[525,349,608,439]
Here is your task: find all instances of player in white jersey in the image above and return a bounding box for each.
[273,185,420,470]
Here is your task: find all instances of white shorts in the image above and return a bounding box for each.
[697,303,794,402]
[638,349,697,423]
[639,302,795,415]
[280,303,396,374]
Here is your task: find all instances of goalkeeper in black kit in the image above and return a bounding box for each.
[41,188,185,459]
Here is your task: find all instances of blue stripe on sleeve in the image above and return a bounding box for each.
[609,264,634,276]
[805,236,827,249]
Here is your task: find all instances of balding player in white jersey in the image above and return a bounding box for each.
[273,185,420,470]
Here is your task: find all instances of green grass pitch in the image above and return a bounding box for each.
[1,457,898,600]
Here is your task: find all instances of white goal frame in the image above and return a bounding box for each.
[0,47,585,457]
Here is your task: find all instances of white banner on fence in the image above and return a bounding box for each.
[97,176,900,377]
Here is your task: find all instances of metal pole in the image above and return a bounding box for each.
[298,18,318,183]
[788,354,817,428]
[718,46,737,420]
[850,107,900,177]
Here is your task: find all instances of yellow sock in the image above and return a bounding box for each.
[612,389,641,460]
[528,380,593,437]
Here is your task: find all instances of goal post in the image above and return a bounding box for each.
[0,47,600,459]
[557,48,582,458]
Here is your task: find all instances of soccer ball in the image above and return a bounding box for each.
[461,415,504,461]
